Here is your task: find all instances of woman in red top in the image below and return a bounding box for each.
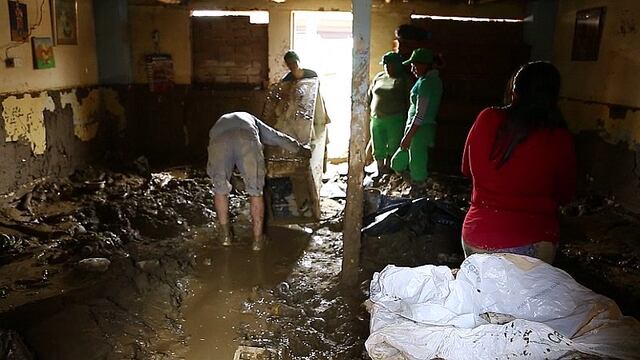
[461,61,576,263]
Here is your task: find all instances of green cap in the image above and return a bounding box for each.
[402,48,434,65]
[379,51,403,65]
[284,50,300,62]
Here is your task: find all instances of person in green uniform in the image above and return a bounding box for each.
[368,51,411,175]
[391,48,443,186]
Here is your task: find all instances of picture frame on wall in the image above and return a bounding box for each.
[571,7,606,61]
[51,0,78,45]
[145,54,175,93]
[32,37,56,69]
[8,0,29,42]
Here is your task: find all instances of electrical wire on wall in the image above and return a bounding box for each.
[2,0,47,60]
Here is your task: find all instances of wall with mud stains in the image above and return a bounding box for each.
[553,0,640,210]
[123,1,524,165]
[124,85,266,165]
[0,1,127,195]
[128,0,525,84]
[0,87,126,194]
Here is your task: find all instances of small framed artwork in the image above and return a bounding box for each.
[571,7,606,61]
[51,0,78,45]
[32,37,56,69]
[8,0,29,42]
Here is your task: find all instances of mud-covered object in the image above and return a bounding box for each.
[362,197,463,236]
[0,329,34,360]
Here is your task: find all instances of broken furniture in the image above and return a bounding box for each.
[261,78,328,224]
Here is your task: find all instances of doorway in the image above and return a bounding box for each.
[292,11,353,160]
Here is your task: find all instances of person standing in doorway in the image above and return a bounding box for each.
[461,62,576,263]
[207,112,310,251]
[390,48,443,190]
[368,51,411,176]
[281,50,318,82]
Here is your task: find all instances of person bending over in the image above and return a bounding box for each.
[207,112,310,251]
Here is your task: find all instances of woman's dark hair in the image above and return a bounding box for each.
[490,61,566,167]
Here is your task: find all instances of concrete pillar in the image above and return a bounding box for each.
[268,9,292,83]
[93,0,132,84]
[342,0,371,287]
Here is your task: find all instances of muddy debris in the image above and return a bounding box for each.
[0,163,638,359]
[77,258,111,273]
[231,228,370,360]
[0,165,218,359]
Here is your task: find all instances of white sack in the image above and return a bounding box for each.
[366,253,640,360]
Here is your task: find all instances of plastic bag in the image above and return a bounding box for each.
[366,253,640,360]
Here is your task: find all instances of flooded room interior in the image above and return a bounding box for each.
[1,0,640,359]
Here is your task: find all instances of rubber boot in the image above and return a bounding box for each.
[219,223,232,246]
[252,234,266,251]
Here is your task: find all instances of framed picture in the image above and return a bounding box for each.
[145,54,175,93]
[571,7,606,61]
[51,0,78,45]
[32,37,56,69]
[8,1,29,42]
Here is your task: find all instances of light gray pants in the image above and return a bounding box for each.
[207,129,265,196]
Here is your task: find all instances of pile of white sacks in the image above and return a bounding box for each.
[366,253,640,360]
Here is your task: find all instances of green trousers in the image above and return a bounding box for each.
[390,123,436,182]
[370,114,406,161]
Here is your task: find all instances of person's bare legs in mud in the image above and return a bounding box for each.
[249,196,265,251]
[214,194,233,246]
[214,194,266,251]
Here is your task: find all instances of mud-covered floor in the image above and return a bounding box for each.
[0,165,639,359]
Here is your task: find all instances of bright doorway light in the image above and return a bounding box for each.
[191,10,269,24]
[292,11,353,160]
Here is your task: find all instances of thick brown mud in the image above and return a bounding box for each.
[0,166,638,359]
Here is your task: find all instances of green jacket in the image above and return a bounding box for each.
[407,69,443,126]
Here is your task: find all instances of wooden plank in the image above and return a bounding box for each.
[341,0,371,287]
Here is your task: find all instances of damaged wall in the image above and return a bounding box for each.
[0,0,124,194]
[124,0,524,163]
[553,0,640,210]
[130,0,526,84]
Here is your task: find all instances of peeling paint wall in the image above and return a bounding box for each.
[60,89,102,141]
[57,88,126,142]
[0,87,127,193]
[0,0,126,194]
[553,0,640,210]
[1,93,55,155]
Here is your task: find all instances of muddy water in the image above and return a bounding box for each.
[184,225,311,359]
